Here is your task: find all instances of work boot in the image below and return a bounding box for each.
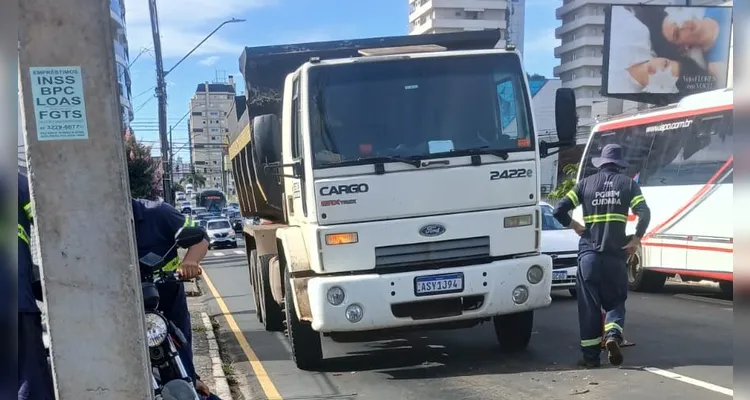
[605,337,623,366]
[576,358,601,368]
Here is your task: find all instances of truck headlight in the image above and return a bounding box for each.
[512,285,529,304]
[145,312,169,348]
[326,286,345,306]
[345,304,364,323]
[527,265,544,284]
[504,214,533,228]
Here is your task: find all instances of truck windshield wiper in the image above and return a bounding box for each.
[317,156,421,169]
[432,146,509,161]
[360,156,421,168]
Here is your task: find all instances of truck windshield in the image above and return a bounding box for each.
[308,53,534,169]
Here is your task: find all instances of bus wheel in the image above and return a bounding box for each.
[627,251,666,292]
[719,282,733,298]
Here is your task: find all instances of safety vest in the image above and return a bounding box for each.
[18,201,33,245]
[155,216,195,275]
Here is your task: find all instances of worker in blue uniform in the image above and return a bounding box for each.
[18,172,55,400]
[132,198,216,397]
[552,144,651,368]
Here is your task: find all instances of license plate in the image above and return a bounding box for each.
[553,270,568,281]
[414,272,464,296]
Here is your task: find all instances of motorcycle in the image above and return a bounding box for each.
[139,226,205,400]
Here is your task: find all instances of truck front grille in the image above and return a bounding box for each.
[375,236,490,270]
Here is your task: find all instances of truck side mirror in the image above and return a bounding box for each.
[540,88,578,158]
[264,159,304,179]
[555,88,577,143]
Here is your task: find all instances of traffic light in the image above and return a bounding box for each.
[175,164,180,172]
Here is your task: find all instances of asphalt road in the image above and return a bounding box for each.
[199,241,733,400]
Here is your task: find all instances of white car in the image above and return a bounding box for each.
[540,202,579,298]
[205,219,238,249]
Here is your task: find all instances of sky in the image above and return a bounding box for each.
[123,0,561,159]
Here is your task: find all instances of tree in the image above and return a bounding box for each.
[547,163,579,202]
[180,171,206,188]
[124,131,163,199]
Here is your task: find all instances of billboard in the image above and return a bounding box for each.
[602,4,732,103]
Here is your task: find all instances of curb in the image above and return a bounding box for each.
[201,312,232,399]
[186,279,202,297]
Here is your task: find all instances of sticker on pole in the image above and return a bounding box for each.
[29,66,89,141]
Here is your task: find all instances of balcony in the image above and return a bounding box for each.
[412,17,506,35]
[553,57,602,76]
[110,0,125,27]
[556,0,592,19]
[554,36,603,57]
[567,76,602,88]
[555,15,605,37]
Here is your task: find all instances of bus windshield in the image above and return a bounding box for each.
[307,53,534,168]
[581,109,733,187]
[197,190,227,212]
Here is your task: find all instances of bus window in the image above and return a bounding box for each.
[583,110,733,187]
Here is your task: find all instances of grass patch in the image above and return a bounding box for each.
[221,361,238,386]
[193,324,208,333]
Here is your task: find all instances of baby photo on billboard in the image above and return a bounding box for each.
[606,5,732,95]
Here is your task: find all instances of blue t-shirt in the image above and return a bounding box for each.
[18,173,39,313]
[703,8,732,64]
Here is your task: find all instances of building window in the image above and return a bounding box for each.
[192,128,203,132]
[191,112,202,116]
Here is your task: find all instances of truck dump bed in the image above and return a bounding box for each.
[229,30,504,223]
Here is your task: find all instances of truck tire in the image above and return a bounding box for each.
[493,310,533,352]
[258,254,284,331]
[284,268,323,370]
[719,282,733,298]
[627,252,666,292]
[249,250,263,324]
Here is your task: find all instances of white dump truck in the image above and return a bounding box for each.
[229,31,577,370]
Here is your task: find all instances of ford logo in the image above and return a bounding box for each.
[419,224,446,237]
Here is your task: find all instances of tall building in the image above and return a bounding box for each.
[188,77,238,191]
[110,0,134,132]
[408,0,526,54]
[554,0,729,133]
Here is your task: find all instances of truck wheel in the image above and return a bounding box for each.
[249,250,262,324]
[284,268,323,370]
[259,254,284,331]
[719,282,733,298]
[493,310,533,352]
[627,252,666,292]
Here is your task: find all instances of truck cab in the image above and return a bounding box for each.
[231,40,577,370]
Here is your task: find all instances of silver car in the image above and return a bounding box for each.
[205,219,237,249]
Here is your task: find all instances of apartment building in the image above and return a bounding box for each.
[111,0,134,132]
[408,0,526,54]
[188,77,238,191]
[554,0,729,137]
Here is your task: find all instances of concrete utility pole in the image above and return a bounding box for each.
[18,0,152,398]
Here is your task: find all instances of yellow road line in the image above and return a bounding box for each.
[201,272,284,400]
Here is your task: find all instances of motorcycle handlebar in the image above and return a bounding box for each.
[153,271,193,284]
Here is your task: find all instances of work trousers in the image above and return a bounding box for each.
[18,312,55,400]
[157,282,195,380]
[576,251,628,360]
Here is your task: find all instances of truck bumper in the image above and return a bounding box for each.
[306,254,552,332]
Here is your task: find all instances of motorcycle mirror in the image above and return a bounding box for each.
[139,252,166,270]
[174,226,206,248]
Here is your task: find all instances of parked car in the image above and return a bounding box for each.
[205,219,237,249]
[540,201,580,298]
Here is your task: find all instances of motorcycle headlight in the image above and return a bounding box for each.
[145,312,169,348]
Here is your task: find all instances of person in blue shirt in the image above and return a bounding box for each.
[132,198,219,398]
[18,172,55,400]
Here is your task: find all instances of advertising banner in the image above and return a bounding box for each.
[602,4,732,102]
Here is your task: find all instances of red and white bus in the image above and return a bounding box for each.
[575,88,733,294]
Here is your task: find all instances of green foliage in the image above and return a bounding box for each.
[548,163,579,202]
[125,132,162,200]
[180,172,206,188]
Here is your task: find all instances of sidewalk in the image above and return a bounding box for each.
[186,280,233,400]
